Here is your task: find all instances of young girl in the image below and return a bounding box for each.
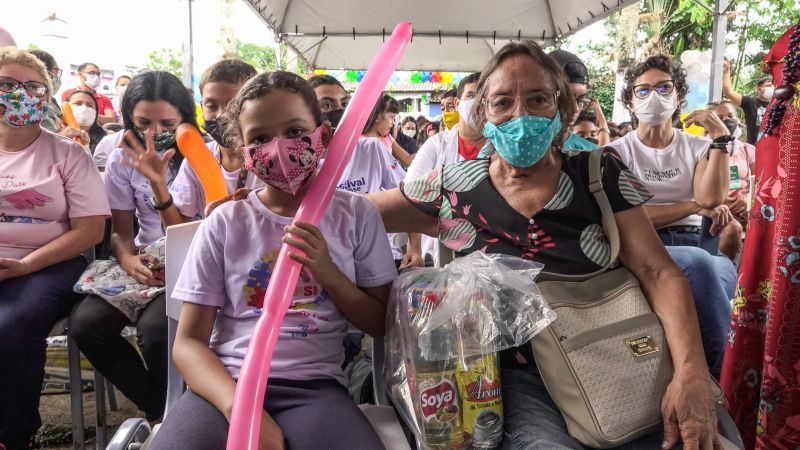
[150,71,397,450]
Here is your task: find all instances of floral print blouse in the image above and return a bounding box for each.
[401,150,653,276]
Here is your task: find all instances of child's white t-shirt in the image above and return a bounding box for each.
[169,141,266,219]
[172,189,397,384]
[336,136,406,259]
[609,128,710,227]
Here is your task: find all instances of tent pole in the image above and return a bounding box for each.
[183,0,195,89]
[708,0,730,103]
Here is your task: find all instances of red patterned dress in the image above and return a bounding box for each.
[720,23,800,449]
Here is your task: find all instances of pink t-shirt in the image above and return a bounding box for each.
[729,141,755,198]
[173,190,397,382]
[0,129,110,259]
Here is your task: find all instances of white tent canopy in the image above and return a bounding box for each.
[241,0,638,71]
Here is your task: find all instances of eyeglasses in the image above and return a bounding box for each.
[484,91,559,117]
[82,71,101,77]
[0,76,48,97]
[50,68,63,79]
[632,80,675,99]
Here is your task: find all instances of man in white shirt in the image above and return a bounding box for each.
[402,72,484,267]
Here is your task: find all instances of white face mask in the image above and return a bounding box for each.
[84,74,101,89]
[457,97,477,130]
[72,104,96,127]
[761,86,774,101]
[118,85,127,97]
[633,91,677,125]
[732,125,743,140]
[401,129,416,138]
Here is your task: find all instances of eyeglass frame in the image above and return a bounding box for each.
[482,90,561,118]
[0,76,49,98]
[632,80,676,99]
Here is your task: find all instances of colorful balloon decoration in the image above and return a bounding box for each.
[225,22,413,450]
[411,71,422,83]
[346,70,358,82]
[442,72,454,84]
[432,71,442,83]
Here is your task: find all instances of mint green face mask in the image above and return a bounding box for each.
[482,112,562,168]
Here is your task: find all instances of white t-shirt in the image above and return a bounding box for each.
[104,146,176,248]
[336,136,406,259]
[172,190,397,382]
[404,126,464,264]
[609,128,710,227]
[170,141,266,219]
[93,130,125,169]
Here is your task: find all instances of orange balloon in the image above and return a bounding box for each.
[176,123,228,205]
[60,102,82,143]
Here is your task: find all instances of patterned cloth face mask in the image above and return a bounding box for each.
[482,112,562,168]
[0,88,47,128]
[243,123,330,195]
[133,127,178,152]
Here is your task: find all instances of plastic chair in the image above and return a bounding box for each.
[47,247,120,450]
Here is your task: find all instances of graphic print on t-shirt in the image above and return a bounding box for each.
[0,188,55,224]
[642,167,682,183]
[243,249,330,337]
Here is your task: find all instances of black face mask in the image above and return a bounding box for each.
[322,108,345,130]
[587,137,599,145]
[723,118,738,136]
[203,118,227,147]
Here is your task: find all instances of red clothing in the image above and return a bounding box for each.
[457,134,482,160]
[61,87,114,116]
[720,23,800,450]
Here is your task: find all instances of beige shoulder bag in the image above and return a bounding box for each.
[531,150,726,447]
[438,151,723,448]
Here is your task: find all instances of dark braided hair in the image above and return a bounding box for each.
[764,24,800,137]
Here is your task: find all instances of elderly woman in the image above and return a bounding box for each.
[0,48,109,450]
[369,41,719,449]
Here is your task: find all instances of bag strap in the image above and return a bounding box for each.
[587,149,621,271]
[538,150,621,281]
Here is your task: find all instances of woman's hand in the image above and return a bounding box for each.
[726,193,748,217]
[698,204,734,236]
[59,126,89,146]
[661,369,720,449]
[399,250,425,269]
[203,188,251,217]
[0,257,30,282]
[283,221,340,287]
[120,253,165,287]
[683,110,729,140]
[120,129,175,184]
[259,413,286,450]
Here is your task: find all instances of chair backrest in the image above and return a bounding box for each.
[163,220,202,417]
[165,221,202,320]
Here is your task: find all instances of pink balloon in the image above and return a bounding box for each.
[226,22,413,450]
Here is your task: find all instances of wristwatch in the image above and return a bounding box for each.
[149,194,174,211]
[709,135,735,155]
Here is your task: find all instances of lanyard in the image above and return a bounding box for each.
[216,151,248,191]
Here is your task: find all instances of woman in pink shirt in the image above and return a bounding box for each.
[0,49,109,450]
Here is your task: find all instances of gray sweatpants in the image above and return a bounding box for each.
[149,378,385,450]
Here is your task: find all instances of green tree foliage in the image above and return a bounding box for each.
[236,40,276,71]
[145,48,183,79]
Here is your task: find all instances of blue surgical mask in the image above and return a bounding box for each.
[482,112,562,168]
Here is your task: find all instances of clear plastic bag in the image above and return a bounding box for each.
[385,252,556,449]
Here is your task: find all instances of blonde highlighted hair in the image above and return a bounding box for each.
[0,46,53,97]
